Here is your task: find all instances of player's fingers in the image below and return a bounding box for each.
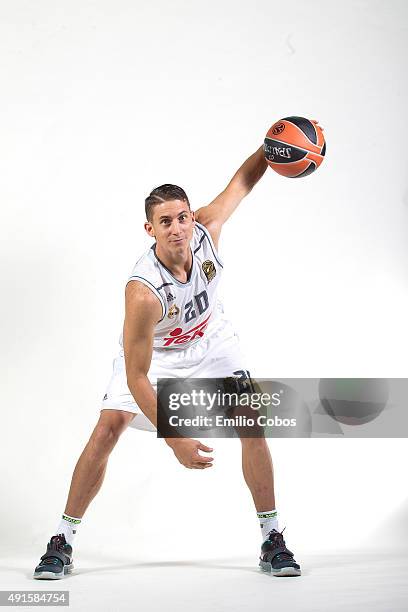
[193,452,213,463]
[197,443,213,452]
[312,119,324,131]
[189,462,204,469]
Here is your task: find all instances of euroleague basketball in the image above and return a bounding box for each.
[264,116,326,178]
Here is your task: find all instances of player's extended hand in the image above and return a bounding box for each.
[166,438,214,469]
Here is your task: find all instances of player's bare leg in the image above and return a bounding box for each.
[240,436,301,577]
[64,409,134,517]
[33,409,134,579]
[240,437,275,511]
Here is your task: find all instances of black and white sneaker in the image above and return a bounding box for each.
[33,534,73,579]
[259,528,301,577]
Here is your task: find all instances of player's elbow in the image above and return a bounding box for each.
[125,369,149,393]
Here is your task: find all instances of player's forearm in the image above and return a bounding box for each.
[126,374,181,446]
[126,374,158,429]
[228,146,268,197]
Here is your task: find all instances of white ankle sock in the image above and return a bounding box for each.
[56,513,82,546]
[257,509,278,541]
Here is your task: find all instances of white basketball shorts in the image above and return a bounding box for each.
[101,314,249,432]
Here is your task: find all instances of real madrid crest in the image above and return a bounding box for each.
[167,304,180,319]
[202,260,216,283]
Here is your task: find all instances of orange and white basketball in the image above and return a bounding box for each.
[264,116,326,178]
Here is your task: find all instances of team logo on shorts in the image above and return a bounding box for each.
[168,304,180,319]
[202,260,216,283]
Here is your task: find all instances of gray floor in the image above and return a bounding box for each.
[1,550,407,612]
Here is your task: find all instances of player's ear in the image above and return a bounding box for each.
[144,221,155,238]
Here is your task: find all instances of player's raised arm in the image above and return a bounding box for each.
[195,145,268,246]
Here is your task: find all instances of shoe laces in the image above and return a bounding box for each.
[266,528,293,562]
[267,527,286,542]
[48,534,67,551]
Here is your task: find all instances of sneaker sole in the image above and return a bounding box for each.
[259,560,301,577]
[33,563,73,580]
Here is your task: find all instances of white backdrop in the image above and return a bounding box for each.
[1,0,407,561]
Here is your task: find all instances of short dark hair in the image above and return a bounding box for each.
[145,184,190,222]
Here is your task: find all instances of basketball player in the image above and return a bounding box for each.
[33,144,301,579]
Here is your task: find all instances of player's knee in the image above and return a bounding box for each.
[92,411,131,448]
[91,424,121,451]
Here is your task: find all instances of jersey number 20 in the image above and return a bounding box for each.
[184,290,209,323]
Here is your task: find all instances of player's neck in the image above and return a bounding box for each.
[155,243,193,283]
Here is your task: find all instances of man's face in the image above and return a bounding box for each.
[145,199,195,251]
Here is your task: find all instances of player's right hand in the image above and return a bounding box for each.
[166,438,214,469]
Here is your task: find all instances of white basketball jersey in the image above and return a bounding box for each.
[119,222,224,349]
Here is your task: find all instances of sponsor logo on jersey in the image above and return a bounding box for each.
[166,292,175,302]
[163,313,212,346]
[103,393,108,401]
[202,260,216,283]
[168,304,180,319]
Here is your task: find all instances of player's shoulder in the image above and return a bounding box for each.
[126,278,157,300]
[129,244,157,273]
[128,246,164,287]
[126,245,168,322]
[192,221,214,249]
[194,221,208,236]
[192,222,223,267]
[125,280,162,324]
